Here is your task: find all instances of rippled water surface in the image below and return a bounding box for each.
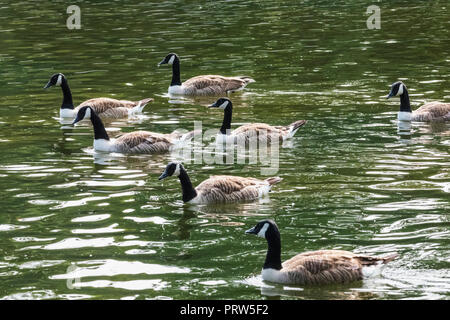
[0,0,449,300]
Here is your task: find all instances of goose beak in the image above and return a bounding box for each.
[245,226,257,235]
[72,114,83,125]
[158,171,169,180]
[386,91,394,99]
[208,102,218,108]
[158,59,167,67]
[44,81,52,89]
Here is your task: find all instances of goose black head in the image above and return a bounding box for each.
[387,81,406,99]
[245,219,279,239]
[44,73,65,89]
[208,97,232,109]
[158,162,182,180]
[72,106,93,125]
[158,53,179,66]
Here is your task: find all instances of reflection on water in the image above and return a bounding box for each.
[0,0,449,300]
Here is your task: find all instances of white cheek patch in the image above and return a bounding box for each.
[257,223,269,238]
[56,74,62,86]
[168,55,175,65]
[396,84,404,96]
[84,108,91,120]
[174,163,181,176]
[219,101,229,109]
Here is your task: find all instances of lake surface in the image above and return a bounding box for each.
[0,0,449,300]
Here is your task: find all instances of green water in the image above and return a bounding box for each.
[0,0,449,300]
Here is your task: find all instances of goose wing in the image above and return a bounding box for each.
[183,75,254,95]
[231,123,283,143]
[281,250,364,285]
[195,175,268,202]
[77,98,153,118]
[114,131,173,153]
[415,102,450,120]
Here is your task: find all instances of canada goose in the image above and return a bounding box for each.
[158,53,255,96]
[158,162,282,203]
[44,73,153,118]
[208,98,307,143]
[72,106,195,153]
[246,219,398,286]
[386,81,450,122]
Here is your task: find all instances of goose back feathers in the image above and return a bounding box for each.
[246,220,398,285]
[45,73,152,118]
[159,162,282,203]
[387,81,450,121]
[158,53,255,96]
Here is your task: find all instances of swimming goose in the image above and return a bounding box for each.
[44,73,153,118]
[208,98,307,144]
[386,81,450,122]
[72,106,195,153]
[158,53,255,96]
[246,219,398,286]
[158,162,282,203]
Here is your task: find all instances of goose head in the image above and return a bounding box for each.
[246,219,280,239]
[158,53,179,66]
[44,73,65,89]
[158,162,182,180]
[208,97,232,110]
[72,106,93,125]
[386,81,406,99]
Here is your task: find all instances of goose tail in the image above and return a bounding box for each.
[265,176,283,186]
[357,252,399,266]
[239,76,256,85]
[286,120,307,138]
[175,129,202,142]
[130,98,153,114]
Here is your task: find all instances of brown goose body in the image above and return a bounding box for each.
[181,75,255,96]
[230,120,307,143]
[411,102,450,121]
[277,250,398,285]
[112,130,183,154]
[246,220,398,286]
[77,97,153,118]
[193,175,282,203]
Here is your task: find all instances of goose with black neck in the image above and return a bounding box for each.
[208,98,307,144]
[44,73,153,119]
[386,81,450,122]
[158,53,255,96]
[246,219,398,285]
[72,106,196,153]
[158,162,282,204]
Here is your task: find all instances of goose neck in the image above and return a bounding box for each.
[178,167,197,202]
[60,78,74,110]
